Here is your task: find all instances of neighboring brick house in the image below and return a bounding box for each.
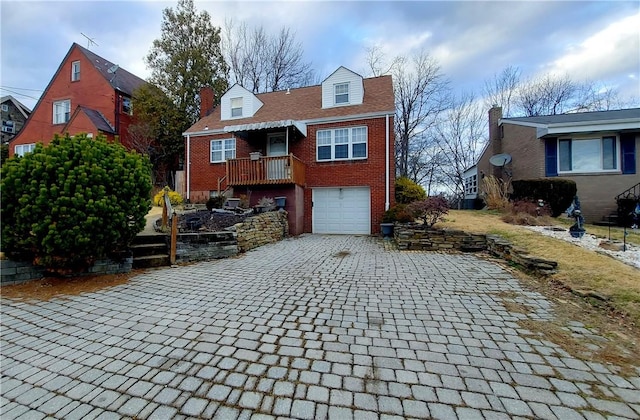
[1,96,31,146]
[183,66,396,235]
[467,106,639,223]
[9,43,146,157]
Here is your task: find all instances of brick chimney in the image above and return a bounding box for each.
[488,106,503,177]
[200,87,215,119]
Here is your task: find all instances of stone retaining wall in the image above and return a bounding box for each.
[0,257,133,286]
[393,223,557,275]
[171,231,238,263]
[234,211,289,252]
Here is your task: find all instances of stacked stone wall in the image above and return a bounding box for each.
[234,211,289,252]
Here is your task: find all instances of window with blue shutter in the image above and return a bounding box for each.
[545,138,558,177]
[621,134,636,175]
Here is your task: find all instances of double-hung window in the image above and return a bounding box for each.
[211,138,236,163]
[122,97,133,115]
[15,143,36,157]
[53,100,70,124]
[559,136,618,173]
[231,97,243,117]
[71,61,80,81]
[334,83,349,104]
[316,126,367,161]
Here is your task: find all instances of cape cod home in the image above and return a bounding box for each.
[466,106,639,223]
[1,95,31,146]
[9,43,146,157]
[183,67,396,235]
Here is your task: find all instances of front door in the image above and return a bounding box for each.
[267,133,287,179]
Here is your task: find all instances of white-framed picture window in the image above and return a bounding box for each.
[231,97,243,118]
[316,126,368,161]
[334,83,349,104]
[558,136,619,173]
[15,143,36,157]
[71,61,80,81]
[53,100,70,124]
[211,138,236,163]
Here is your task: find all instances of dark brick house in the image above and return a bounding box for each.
[183,67,396,235]
[1,95,31,146]
[9,43,146,157]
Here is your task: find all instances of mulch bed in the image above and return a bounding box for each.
[156,210,249,232]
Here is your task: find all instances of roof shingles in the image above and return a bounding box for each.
[186,75,395,134]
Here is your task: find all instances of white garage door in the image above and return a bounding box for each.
[312,187,370,234]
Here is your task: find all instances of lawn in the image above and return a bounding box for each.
[439,210,640,326]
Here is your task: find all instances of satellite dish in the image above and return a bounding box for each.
[107,64,119,74]
[489,153,512,167]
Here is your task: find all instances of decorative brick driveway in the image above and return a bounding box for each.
[1,235,639,419]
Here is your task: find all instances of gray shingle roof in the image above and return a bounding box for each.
[76,43,146,96]
[503,108,640,125]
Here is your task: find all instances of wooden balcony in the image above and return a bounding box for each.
[226,154,306,187]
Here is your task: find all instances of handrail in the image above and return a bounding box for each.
[615,182,640,201]
[217,174,227,195]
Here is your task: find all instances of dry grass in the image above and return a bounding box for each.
[439,210,640,326]
[480,176,511,210]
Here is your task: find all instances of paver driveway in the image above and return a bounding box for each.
[1,235,639,419]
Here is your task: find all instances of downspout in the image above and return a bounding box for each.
[385,114,390,211]
[186,134,191,202]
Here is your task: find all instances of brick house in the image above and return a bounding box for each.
[9,43,146,157]
[183,67,395,235]
[467,106,639,222]
[1,96,31,146]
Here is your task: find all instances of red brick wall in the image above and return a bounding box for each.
[187,115,395,234]
[10,46,137,155]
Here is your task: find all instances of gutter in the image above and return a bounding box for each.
[186,134,191,202]
[385,114,390,211]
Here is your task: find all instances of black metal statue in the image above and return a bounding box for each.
[566,195,585,238]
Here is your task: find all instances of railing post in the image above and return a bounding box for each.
[170,211,178,265]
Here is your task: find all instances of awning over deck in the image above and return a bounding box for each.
[223,119,307,137]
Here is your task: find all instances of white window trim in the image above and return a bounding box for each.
[230,97,243,118]
[464,174,478,195]
[316,126,368,162]
[53,99,70,124]
[71,61,80,81]
[334,82,350,105]
[210,138,236,163]
[557,135,621,174]
[1,104,8,112]
[15,143,36,157]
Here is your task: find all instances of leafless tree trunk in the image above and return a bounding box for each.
[223,20,314,93]
[433,92,487,205]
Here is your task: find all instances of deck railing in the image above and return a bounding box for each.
[226,154,306,186]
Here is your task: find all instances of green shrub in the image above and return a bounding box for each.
[206,196,226,210]
[1,134,152,274]
[153,188,183,207]
[511,179,576,217]
[395,176,426,204]
[382,204,414,223]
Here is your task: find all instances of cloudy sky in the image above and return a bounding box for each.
[1,0,639,111]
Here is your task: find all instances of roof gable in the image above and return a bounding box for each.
[75,44,146,96]
[63,106,116,135]
[220,84,264,120]
[1,95,31,119]
[321,66,364,108]
[186,74,394,135]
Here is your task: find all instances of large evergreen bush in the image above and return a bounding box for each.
[1,134,152,273]
[395,176,427,204]
[511,179,577,217]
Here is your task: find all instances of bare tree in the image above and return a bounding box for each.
[483,65,520,117]
[433,92,487,205]
[394,51,450,181]
[223,20,314,93]
[515,74,579,116]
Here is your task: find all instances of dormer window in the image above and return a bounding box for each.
[231,97,243,117]
[71,61,80,81]
[335,83,349,104]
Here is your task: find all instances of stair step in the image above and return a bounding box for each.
[131,243,168,258]
[132,254,170,269]
[132,234,167,245]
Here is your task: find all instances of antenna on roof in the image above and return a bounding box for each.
[80,32,99,48]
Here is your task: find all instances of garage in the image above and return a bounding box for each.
[312,187,370,234]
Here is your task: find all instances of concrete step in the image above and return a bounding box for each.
[132,254,170,269]
[131,243,168,258]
